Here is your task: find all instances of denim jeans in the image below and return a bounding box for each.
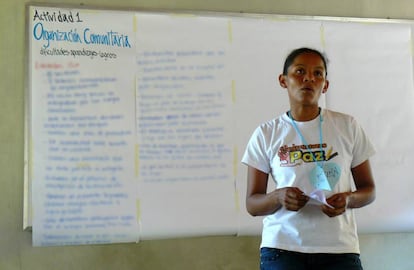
[260,248,363,270]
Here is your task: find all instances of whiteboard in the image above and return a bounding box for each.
[25,4,414,246]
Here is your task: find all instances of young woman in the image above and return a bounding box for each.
[242,48,376,270]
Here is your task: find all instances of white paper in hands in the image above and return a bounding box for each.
[306,189,334,208]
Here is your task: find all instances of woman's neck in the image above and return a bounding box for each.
[289,106,321,122]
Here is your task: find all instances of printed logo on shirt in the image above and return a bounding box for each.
[277,143,338,167]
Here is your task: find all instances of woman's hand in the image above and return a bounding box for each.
[322,160,376,218]
[276,187,309,211]
[321,192,350,217]
[246,166,309,216]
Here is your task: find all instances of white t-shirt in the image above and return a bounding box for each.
[241,108,375,254]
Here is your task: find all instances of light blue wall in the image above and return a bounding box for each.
[1,0,413,269]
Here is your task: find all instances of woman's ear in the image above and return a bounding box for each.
[322,80,329,94]
[279,74,287,88]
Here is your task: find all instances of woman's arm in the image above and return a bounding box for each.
[246,166,309,216]
[348,159,376,208]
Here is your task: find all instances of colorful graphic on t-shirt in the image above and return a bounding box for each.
[278,143,338,167]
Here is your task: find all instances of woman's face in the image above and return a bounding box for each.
[279,52,329,107]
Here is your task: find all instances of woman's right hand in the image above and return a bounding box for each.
[275,187,309,211]
[246,166,309,216]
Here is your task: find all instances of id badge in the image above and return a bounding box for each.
[310,165,331,190]
[310,163,341,191]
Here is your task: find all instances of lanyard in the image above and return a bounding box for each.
[288,109,324,167]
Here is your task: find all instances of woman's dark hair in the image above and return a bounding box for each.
[282,47,328,76]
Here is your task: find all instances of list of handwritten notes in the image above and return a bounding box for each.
[134,12,235,188]
[136,49,233,183]
[30,7,139,246]
[30,8,239,245]
[133,14,238,238]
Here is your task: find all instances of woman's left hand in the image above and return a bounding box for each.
[321,192,350,217]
